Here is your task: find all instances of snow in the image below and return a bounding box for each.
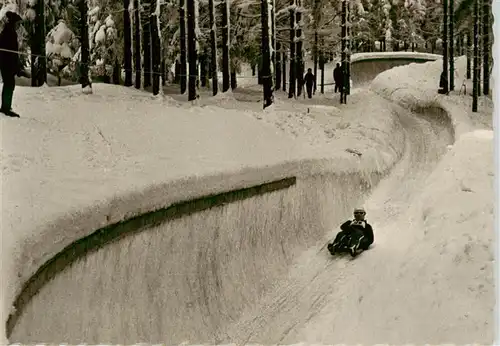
[2,81,405,343]
[1,53,493,344]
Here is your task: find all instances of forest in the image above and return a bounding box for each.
[0,0,493,109]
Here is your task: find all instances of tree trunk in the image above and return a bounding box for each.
[441,0,449,93]
[282,50,286,91]
[142,0,152,89]
[477,0,481,96]
[231,71,237,90]
[466,31,471,79]
[208,0,218,95]
[288,0,296,98]
[313,30,318,93]
[186,0,198,101]
[174,60,180,83]
[151,0,161,95]
[79,0,91,90]
[34,0,47,86]
[482,0,490,95]
[472,0,479,112]
[320,39,324,94]
[261,0,274,108]
[134,0,141,89]
[221,0,230,92]
[179,0,187,94]
[275,41,281,90]
[271,0,276,85]
[295,0,303,97]
[30,11,39,87]
[345,0,351,96]
[113,58,120,84]
[123,0,133,86]
[449,0,454,91]
[200,52,207,87]
[340,0,347,103]
[161,59,166,85]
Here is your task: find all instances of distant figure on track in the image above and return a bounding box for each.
[438,71,448,95]
[333,63,342,93]
[328,207,374,257]
[0,10,24,118]
[304,68,315,99]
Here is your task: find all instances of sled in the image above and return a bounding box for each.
[327,233,364,258]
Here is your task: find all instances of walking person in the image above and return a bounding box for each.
[304,68,315,99]
[333,63,342,93]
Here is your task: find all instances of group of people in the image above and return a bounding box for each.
[301,63,348,99]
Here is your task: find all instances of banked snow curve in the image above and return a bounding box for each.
[5,53,448,344]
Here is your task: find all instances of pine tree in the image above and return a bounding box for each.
[208,0,218,95]
[187,0,198,101]
[142,0,152,88]
[123,0,133,86]
[441,0,449,93]
[134,0,141,89]
[287,0,296,98]
[295,0,303,97]
[472,0,478,112]
[179,0,187,94]
[482,0,490,95]
[261,0,273,108]
[78,0,91,91]
[221,0,230,92]
[151,0,162,95]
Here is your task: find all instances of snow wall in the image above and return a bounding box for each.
[5,54,452,344]
[347,52,441,87]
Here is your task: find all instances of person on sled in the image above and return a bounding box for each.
[328,207,374,257]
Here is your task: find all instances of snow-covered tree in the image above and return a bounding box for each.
[151,0,162,95]
[123,0,133,86]
[208,0,218,95]
[261,0,274,107]
[186,0,198,100]
[23,0,47,85]
[88,4,118,82]
[221,0,230,92]
[46,20,79,85]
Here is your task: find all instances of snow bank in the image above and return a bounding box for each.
[350,51,441,63]
[370,55,493,138]
[366,56,494,343]
[399,129,494,343]
[2,83,405,343]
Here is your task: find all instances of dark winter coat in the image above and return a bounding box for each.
[333,66,342,84]
[304,72,315,88]
[439,71,447,89]
[0,15,21,75]
[339,219,374,246]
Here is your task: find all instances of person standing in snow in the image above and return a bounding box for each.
[328,207,374,257]
[0,11,24,118]
[333,63,342,93]
[304,68,315,99]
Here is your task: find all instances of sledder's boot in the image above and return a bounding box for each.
[327,243,335,255]
[1,108,20,118]
[349,244,358,257]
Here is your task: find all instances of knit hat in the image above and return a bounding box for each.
[354,207,366,213]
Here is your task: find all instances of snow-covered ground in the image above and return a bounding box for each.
[1,78,404,343]
[1,53,493,344]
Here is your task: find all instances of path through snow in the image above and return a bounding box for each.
[220,105,458,344]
